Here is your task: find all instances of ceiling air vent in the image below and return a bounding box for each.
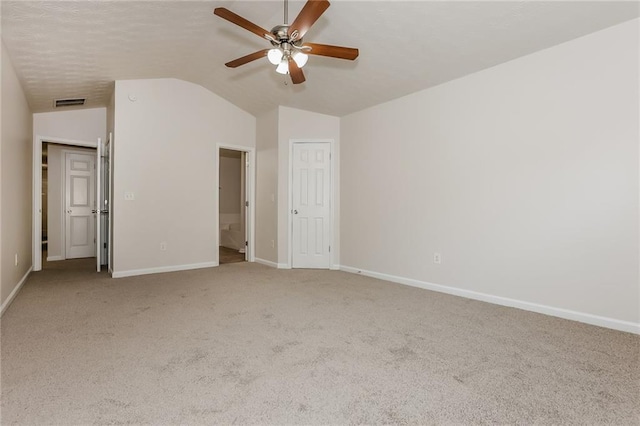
[54,98,85,108]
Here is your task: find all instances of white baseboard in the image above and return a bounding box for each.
[339,265,639,335]
[1,266,33,316]
[277,263,291,269]
[46,255,63,261]
[254,257,279,268]
[112,262,218,278]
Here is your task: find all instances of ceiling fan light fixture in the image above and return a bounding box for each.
[214,0,358,85]
[267,48,283,65]
[276,60,289,75]
[293,51,308,68]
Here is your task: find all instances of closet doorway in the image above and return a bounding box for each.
[40,142,96,269]
[218,146,255,265]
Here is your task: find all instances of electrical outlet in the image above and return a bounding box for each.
[433,252,442,264]
[160,242,167,251]
[270,240,275,248]
[124,192,135,201]
[14,254,18,266]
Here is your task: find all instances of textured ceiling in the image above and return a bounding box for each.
[2,1,638,116]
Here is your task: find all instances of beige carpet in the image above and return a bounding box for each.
[1,258,638,424]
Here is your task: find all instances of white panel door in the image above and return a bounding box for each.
[65,152,96,259]
[292,143,331,268]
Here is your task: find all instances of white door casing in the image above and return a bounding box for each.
[65,152,96,259]
[292,142,331,269]
[107,132,114,273]
[96,138,101,271]
[32,136,97,271]
[241,151,248,260]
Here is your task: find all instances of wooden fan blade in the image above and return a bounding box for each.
[288,58,306,84]
[225,49,269,68]
[214,8,273,41]
[288,0,330,41]
[304,43,359,60]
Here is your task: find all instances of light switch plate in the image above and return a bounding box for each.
[124,192,135,200]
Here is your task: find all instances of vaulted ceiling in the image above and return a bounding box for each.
[2,1,638,116]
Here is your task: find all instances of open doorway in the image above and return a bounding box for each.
[219,148,247,264]
[33,135,111,273]
[41,142,97,270]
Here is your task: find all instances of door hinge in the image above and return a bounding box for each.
[245,241,248,246]
[329,246,331,252]
[245,201,249,207]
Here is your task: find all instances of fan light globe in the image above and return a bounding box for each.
[267,48,283,65]
[276,60,289,75]
[293,52,308,68]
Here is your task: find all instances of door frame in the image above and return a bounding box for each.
[215,143,256,263]
[107,132,114,274]
[288,139,338,270]
[33,136,97,271]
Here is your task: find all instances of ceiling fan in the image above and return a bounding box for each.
[214,0,359,84]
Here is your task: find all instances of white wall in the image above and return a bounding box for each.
[1,41,33,311]
[255,108,279,264]
[112,78,255,276]
[340,19,639,331]
[33,108,106,144]
[277,106,340,267]
[107,92,115,138]
[219,155,241,214]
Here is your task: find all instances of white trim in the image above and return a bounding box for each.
[277,263,291,269]
[339,265,640,335]
[96,137,102,272]
[46,255,63,262]
[287,139,336,269]
[107,132,114,275]
[33,135,98,272]
[1,266,33,316]
[216,144,256,264]
[111,262,218,278]
[254,257,278,268]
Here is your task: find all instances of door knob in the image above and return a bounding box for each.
[67,209,71,214]
[293,209,298,215]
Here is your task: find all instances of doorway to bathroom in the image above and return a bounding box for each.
[218,147,252,265]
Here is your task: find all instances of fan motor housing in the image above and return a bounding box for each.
[270,24,303,46]
[270,25,289,41]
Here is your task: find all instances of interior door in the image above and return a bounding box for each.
[292,142,331,268]
[95,138,102,271]
[65,152,96,259]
